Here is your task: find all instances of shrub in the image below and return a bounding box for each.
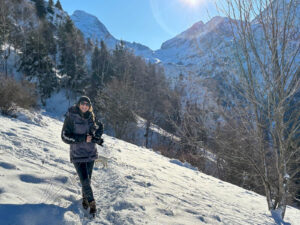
[0,75,37,115]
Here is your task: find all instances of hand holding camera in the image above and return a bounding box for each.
[89,119,104,146]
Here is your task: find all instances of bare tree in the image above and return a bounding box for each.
[165,76,218,173]
[215,0,300,219]
[95,78,136,139]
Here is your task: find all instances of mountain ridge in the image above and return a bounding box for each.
[71,10,155,60]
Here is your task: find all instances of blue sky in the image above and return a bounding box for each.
[59,0,220,50]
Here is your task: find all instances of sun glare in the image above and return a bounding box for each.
[181,0,201,7]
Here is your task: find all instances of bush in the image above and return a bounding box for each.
[0,75,37,115]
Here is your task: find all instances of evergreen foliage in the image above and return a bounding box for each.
[90,41,112,93]
[58,17,87,94]
[47,0,54,14]
[92,41,176,140]
[18,26,57,105]
[55,0,62,10]
[0,0,14,76]
[34,0,47,18]
[111,40,130,80]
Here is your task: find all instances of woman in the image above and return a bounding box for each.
[61,96,103,216]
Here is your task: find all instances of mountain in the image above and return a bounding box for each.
[155,16,234,81]
[0,109,299,224]
[70,11,235,79]
[71,10,118,49]
[71,10,155,60]
[70,11,238,95]
[71,3,299,84]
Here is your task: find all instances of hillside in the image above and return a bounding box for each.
[0,110,299,225]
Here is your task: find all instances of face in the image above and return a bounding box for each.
[79,101,90,113]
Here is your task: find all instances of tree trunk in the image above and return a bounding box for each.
[144,120,151,148]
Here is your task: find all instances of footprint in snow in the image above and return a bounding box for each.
[113,201,136,211]
[157,208,174,216]
[12,141,22,147]
[0,144,13,151]
[19,174,46,184]
[125,175,134,180]
[185,209,199,215]
[0,162,17,170]
[198,216,206,222]
[2,132,17,137]
[133,180,152,188]
[213,215,221,222]
[19,127,30,130]
[53,176,68,184]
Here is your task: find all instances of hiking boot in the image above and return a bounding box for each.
[82,197,89,210]
[89,200,96,215]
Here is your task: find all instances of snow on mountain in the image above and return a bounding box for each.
[70,10,235,82]
[0,110,300,224]
[71,10,118,50]
[71,0,299,86]
[154,16,235,82]
[71,10,155,60]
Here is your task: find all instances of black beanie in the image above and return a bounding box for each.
[78,96,91,105]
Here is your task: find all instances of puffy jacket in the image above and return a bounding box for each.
[61,106,101,163]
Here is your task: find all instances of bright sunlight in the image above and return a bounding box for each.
[180,0,203,7]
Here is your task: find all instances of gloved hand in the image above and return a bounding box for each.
[92,137,104,146]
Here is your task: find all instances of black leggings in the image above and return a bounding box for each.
[73,161,95,203]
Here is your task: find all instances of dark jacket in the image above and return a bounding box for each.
[61,106,101,163]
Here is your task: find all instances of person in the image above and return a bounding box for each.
[61,96,103,216]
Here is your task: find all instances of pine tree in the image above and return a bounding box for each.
[55,0,62,10]
[47,0,54,14]
[18,29,57,105]
[91,41,111,87]
[86,38,93,52]
[91,45,101,87]
[64,16,74,33]
[41,21,57,57]
[0,0,13,77]
[112,40,130,80]
[58,18,87,94]
[34,0,47,18]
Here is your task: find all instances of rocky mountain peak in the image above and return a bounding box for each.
[71,10,116,45]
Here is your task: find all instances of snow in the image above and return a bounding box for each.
[0,109,299,224]
[135,115,181,142]
[70,3,299,98]
[70,10,155,59]
[71,10,118,49]
[0,44,23,80]
[44,90,73,117]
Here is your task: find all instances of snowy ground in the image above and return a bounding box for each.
[0,110,299,225]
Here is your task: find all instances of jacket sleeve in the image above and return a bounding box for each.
[95,120,104,138]
[61,114,87,144]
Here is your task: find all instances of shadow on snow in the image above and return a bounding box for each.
[0,202,79,225]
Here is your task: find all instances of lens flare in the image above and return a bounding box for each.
[181,0,201,6]
[149,0,209,38]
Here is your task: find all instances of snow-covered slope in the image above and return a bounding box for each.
[71,10,118,50]
[0,111,299,224]
[154,16,235,82]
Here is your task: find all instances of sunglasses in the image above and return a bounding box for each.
[80,101,90,107]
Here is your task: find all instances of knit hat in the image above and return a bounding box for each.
[77,96,92,106]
